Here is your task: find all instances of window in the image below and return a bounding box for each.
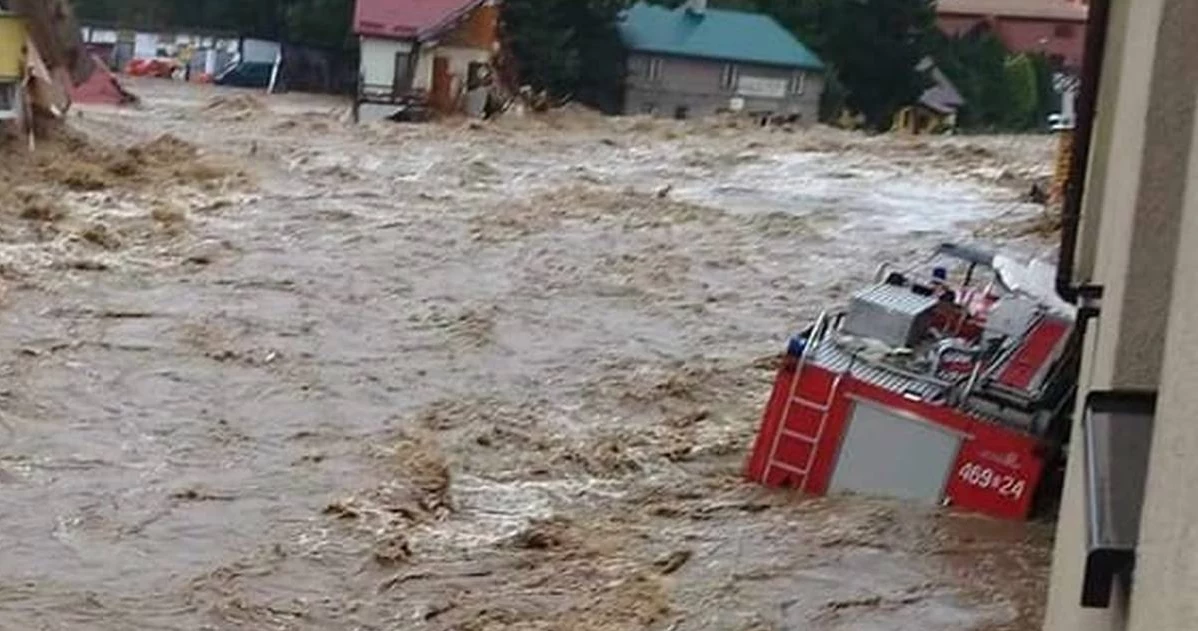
[646,57,663,82]
[1054,23,1076,38]
[0,83,16,120]
[788,71,806,95]
[393,52,412,92]
[720,63,739,91]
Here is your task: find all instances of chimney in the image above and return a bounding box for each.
[687,0,707,16]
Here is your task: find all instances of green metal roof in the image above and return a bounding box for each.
[619,2,824,71]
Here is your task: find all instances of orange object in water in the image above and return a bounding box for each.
[126,58,177,78]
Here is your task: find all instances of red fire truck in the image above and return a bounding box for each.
[746,244,1080,520]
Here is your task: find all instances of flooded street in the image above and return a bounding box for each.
[0,78,1054,630]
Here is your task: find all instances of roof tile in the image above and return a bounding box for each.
[619,2,823,70]
[354,0,485,39]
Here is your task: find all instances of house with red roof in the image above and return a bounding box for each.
[353,0,499,120]
[936,0,1089,69]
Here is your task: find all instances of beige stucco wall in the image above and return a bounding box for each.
[1109,0,1198,388]
[1072,0,1131,285]
[1043,320,1130,631]
[1044,0,1198,629]
[1125,87,1198,631]
[1082,0,1165,391]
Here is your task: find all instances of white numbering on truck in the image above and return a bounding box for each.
[957,462,1027,500]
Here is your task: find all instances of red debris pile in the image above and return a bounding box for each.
[72,54,137,106]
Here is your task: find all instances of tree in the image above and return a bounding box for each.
[283,0,354,48]
[768,0,936,129]
[1004,53,1037,129]
[933,30,1010,129]
[933,30,1060,131]
[500,0,629,110]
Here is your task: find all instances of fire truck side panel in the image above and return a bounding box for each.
[827,401,965,504]
[943,425,1045,519]
[750,364,1047,520]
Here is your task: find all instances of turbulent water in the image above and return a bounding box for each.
[0,79,1055,631]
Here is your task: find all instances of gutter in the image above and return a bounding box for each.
[1056,0,1112,311]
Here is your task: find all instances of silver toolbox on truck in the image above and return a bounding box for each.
[842,284,939,349]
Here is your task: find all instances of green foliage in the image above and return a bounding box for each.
[1029,52,1060,130]
[282,0,354,48]
[785,0,937,129]
[500,0,630,110]
[1004,54,1037,128]
[934,32,1009,129]
[817,65,848,122]
[933,31,1058,131]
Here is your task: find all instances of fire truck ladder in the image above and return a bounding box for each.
[762,311,847,492]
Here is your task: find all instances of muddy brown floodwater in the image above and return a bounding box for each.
[0,78,1056,631]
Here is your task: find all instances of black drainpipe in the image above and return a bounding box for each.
[1057,0,1114,308]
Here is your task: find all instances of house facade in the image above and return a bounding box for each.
[937,0,1089,69]
[353,0,498,121]
[619,1,824,122]
[1041,0,1198,630]
[893,58,966,134]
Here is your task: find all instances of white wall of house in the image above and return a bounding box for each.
[360,37,490,98]
[134,33,158,59]
[410,44,490,92]
[412,49,434,91]
[359,36,414,90]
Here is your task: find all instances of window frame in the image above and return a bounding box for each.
[0,82,17,120]
[393,51,413,93]
[788,71,806,96]
[720,63,739,91]
[647,57,664,83]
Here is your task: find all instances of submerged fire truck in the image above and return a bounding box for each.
[747,244,1080,520]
